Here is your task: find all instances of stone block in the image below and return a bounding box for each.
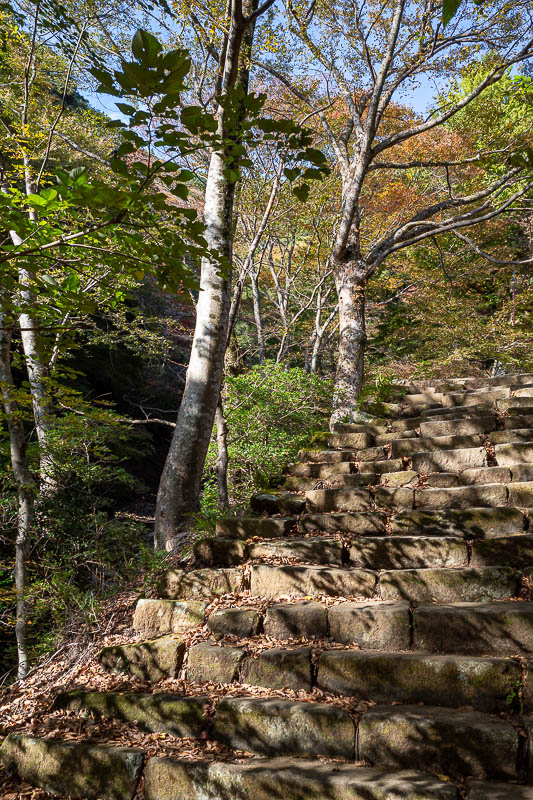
[53,691,209,737]
[98,636,185,682]
[358,705,518,780]
[193,537,248,566]
[328,600,411,649]
[207,607,261,637]
[427,473,460,487]
[299,511,387,535]
[512,465,533,482]
[249,537,343,564]
[380,567,516,603]
[491,429,533,444]
[328,432,374,449]
[144,756,460,800]
[470,535,533,567]
[389,507,525,539]
[420,416,496,438]
[442,388,511,407]
[157,568,243,600]
[515,388,533,398]
[380,470,418,487]
[333,421,387,434]
[305,487,372,512]
[241,647,312,691]
[498,398,533,411]
[421,405,492,418]
[186,643,244,684]
[133,599,206,636]
[356,445,387,462]
[213,697,355,759]
[298,448,354,463]
[349,536,467,570]
[459,467,511,485]
[251,492,305,515]
[288,461,354,477]
[392,434,482,458]
[250,564,376,599]
[216,516,295,539]
[411,447,487,473]
[414,602,533,655]
[371,458,405,473]
[505,415,533,429]
[491,373,533,388]
[0,734,143,800]
[414,484,507,510]
[317,651,520,711]
[263,601,328,639]
[375,486,414,510]
[467,782,533,800]
[508,482,533,507]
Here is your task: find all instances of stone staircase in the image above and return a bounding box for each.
[3,373,533,799]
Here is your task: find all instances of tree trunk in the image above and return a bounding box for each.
[154,0,259,550]
[0,313,36,679]
[331,262,367,427]
[250,270,265,362]
[215,398,230,511]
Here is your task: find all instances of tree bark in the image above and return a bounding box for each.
[154,0,260,550]
[0,313,36,679]
[214,397,230,511]
[250,270,265,362]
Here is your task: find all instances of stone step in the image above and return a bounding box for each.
[332,421,388,434]
[391,434,483,458]
[366,457,405,473]
[389,507,526,538]
[508,482,533,507]
[250,564,376,599]
[287,461,355,477]
[497,399,533,412]
[505,415,533,429]
[284,473,376,491]
[380,566,517,603]
[250,492,306,515]
[317,650,521,711]
[144,756,461,800]
[305,487,373,512]
[216,516,295,539]
[358,704,519,781]
[491,429,533,444]
[299,511,388,535]
[157,567,244,600]
[467,782,533,799]
[457,466,512,485]
[375,430,419,445]
[469,372,533,389]
[328,431,375,449]
[98,635,186,682]
[411,446,488,472]
[413,483,508,510]
[496,443,533,466]
[349,536,468,569]
[442,388,511,407]
[248,536,344,564]
[421,405,493,418]
[419,415,497,438]
[298,448,355,463]
[0,734,144,800]
[133,599,207,637]
[470,534,533,567]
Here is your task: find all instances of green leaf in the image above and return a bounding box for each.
[131,29,162,66]
[293,183,310,202]
[40,274,60,287]
[284,168,300,182]
[442,0,461,27]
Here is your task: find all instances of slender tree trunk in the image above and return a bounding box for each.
[214,398,230,511]
[154,0,259,549]
[331,261,367,426]
[250,270,265,362]
[0,313,36,679]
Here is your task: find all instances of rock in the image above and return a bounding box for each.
[380,567,516,603]
[298,449,355,463]
[144,756,459,800]
[305,487,372,512]
[512,465,533,482]
[414,601,533,655]
[288,461,354,477]
[186,643,244,684]
[459,467,511,485]
[157,568,243,600]
[420,416,496,438]
[328,600,411,649]
[207,606,261,637]
[132,599,206,636]
[53,691,208,737]
[470,535,533,567]
[213,697,355,759]
[490,428,533,444]
[250,492,306,515]
[515,387,533,398]
[299,511,387,535]
[374,430,418,444]
[241,647,312,691]
[411,447,487,473]
[389,507,525,538]
[380,471,418,487]
[250,564,376,599]
[317,651,520,711]
[358,705,518,780]
[333,420,387,433]
[508,482,533,507]
[263,601,328,639]
[414,484,507,510]
[355,445,387,462]
[467,782,533,799]
[98,636,185,681]
[427,473,460,488]
[505,414,533,429]
[442,388,511,407]
[374,486,414,510]
[0,734,143,800]
[370,458,405,473]
[193,537,247,566]
[392,434,482,458]
[328,432,374,449]
[215,516,295,539]
[349,536,468,570]
[249,537,343,564]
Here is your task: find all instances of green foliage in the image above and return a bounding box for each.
[202,363,332,511]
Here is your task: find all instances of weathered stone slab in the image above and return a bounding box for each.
[508,482,533,507]
[414,602,533,655]
[390,507,525,538]
[427,473,460,488]
[215,516,295,539]
[250,492,306,515]
[490,428,533,444]
[328,601,411,649]
[249,537,343,564]
[375,486,414,510]
[207,606,261,637]
[470,535,533,567]
[263,601,328,639]
[512,465,533,482]
[213,697,355,759]
[241,647,312,691]
[380,567,516,603]
[186,643,244,684]
[515,387,533,398]
[193,537,248,566]
[420,416,496,438]
[442,388,511,407]
[467,782,533,800]
[98,636,185,681]
[351,536,468,570]
[133,599,207,636]
[299,511,387,535]
[490,373,533,388]
[328,432,374,449]
[380,470,418,487]
[333,421,387,434]
[411,447,487,473]
[369,458,405,474]
[460,467,512,485]
[285,473,375,491]
[392,434,482,458]
[358,705,518,780]
[421,405,492,418]
[504,415,533,430]
[157,568,243,600]
[288,461,354,477]
[305,487,372,512]
[298,448,354,463]
[356,445,387,462]
[0,734,143,800]
[53,691,209,737]
[144,757,459,800]
[317,651,520,711]
[250,564,376,599]
[414,484,507,510]
[498,398,533,411]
